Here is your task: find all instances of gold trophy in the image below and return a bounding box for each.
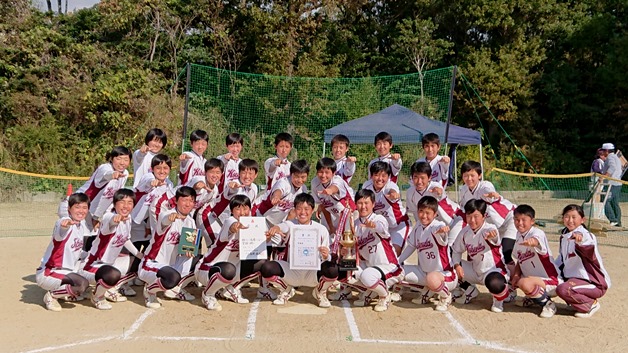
[339,210,358,271]
[339,230,358,271]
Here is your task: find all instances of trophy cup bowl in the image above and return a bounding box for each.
[339,230,358,271]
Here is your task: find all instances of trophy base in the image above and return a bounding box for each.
[338,259,358,272]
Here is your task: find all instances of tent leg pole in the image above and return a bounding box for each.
[480,143,484,181]
[322,142,326,157]
[454,153,459,203]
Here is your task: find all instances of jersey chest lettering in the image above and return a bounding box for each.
[166,230,180,244]
[112,233,127,247]
[70,237,83,251]
[358,233,376,249]
[466,243,486,257]
[417,239,434,252]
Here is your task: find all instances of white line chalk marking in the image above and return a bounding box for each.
[123,309,155,339]
[19,336,118,353]
[341,300,361,341]
[245,299,261,340]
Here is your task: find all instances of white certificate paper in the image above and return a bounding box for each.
[289,225,321,270]
[239,217,268,260]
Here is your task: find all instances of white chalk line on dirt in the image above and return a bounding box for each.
[245,299,261,340]
[122,309,155,339]
[341,303,537,353]
[341,300,361,341]
[18,335,118,353]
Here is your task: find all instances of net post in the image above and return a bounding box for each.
[182,62,191,153]
[444,66,457,145]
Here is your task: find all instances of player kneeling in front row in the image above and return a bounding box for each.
[260,193,338,308]
[398,196,457,311]
[452,199,510,313]
[79,189,144,310]
[36,193,91,311]
[138,186,201,308]
[195,195,273,310]
[334,189,404,312]
[511,205,561,318]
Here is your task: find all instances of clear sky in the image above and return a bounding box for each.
[33,0,100,12]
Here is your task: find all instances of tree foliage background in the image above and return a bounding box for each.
[0,0,626,176]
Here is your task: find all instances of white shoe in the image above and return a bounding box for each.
[353,291,374,307]
[257,287,278,301]
[164,286,195,301]
[312,289,331,308]
[373,295,390,312]
[540,301,557,318]
[435,293,453,312]
[491,298,504,313]
[328,287,352,301]
[91,295,113,310]
[118,283,137,297]
[104,289,127,302]
[223,285,250,304]
[272,287,295,305]
[575,301,600,318]
[132,278,145,286]
[143,285,161,309]
[411,289,431,305]
[201,294,222,311]
[44,292,62,312]
[454,285,479,304]
[610,222,618,227]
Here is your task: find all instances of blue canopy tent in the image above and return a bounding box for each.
[322,104,483,195]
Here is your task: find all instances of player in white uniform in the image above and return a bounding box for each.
[132,128,167,188]
[138,187,200,308]
[36,193,90,311]
[336,189,403,312]
[362,161,410,255]
[459,160,516,265]
[367,132,402,184]
[79,189,143,309]
[414,133,450,188]
[555,204,611,318]
[209,159,259,225]
[260,194,338,307]
[311,157,356,238]
[130,154,174,282]
[178,129,208,188]
[217,133,243,193]
[452,199,511,313]
[194,158,224,247]
[406,162,462,245]
[61,147,131,253]
[398,196,457,311]
[256,159,309,226]
[196,195,257,310]
[330,134,357,184]
[510,205,561,318]
[264,132,293,192]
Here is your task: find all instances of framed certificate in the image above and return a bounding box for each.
[289,225,321,270]
[238,217,268,260]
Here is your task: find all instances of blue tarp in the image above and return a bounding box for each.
[323,104,481,145]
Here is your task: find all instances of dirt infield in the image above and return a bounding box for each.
[3,235,627,353]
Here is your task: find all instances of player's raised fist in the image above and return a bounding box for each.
[483,191,500,199]
[348,156,357,163]
[440,156,451,164]
[112,171,122,179]
[179,153,191,161]
[386,190,400,200]
[435,226,450,234]
[428,187,443,197]
[113,214,128,223]
[361,220,376,229]
[228,181,242,189]
[519,238,539,247]
[60,219,78,228]
[571,231,583,242]
[140,144,149,153]
[391,153,401,160]
[484,229,498,240]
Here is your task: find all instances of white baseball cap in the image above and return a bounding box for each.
[601,143,615,150]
